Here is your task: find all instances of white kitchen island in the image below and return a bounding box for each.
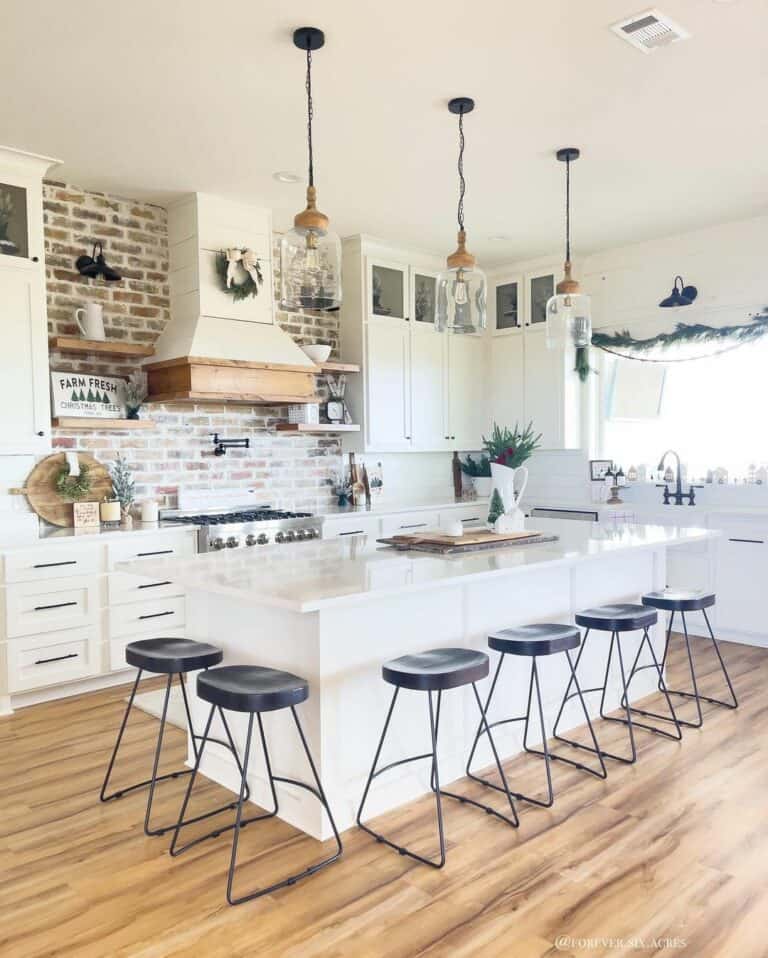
[130,519,716,839]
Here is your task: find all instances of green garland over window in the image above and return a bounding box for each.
[574,309,768,382]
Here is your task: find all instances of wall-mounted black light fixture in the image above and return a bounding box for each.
[75,242,122,282]
[659,275,697,308]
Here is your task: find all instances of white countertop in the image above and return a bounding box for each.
[127,519,715,614]
[0,521,195,551]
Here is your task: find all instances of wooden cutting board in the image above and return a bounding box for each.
[378,529,558,555]
[16,452,113,527]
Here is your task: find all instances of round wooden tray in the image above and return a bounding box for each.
[21,452,113,527]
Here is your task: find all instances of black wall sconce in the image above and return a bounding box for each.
[659,275,697,308]
[75,242,122,282]
[211,433,250,457]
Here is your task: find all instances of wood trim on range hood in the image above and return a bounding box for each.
[145,356,321,405]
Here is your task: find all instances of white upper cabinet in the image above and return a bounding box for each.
[447,335,486,448]
[365,320,411,450]
[487,266,581,450]
[0,146,59,455]
[410,327,447,450]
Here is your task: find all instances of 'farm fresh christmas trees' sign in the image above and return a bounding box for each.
[50,371,127,419]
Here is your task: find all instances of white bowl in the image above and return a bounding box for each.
[301,344,332,364]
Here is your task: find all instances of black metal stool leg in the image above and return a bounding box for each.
[609,628,682,743]
[100,667,145,802]
[144,673,175,836]
[596,632,638,764]
[662,608,738,711]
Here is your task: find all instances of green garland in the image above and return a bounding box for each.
[215,250,263,302]
[55,462,92,501]
[574,309,768,383]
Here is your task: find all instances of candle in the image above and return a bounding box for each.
[100,500,121,524]
[140,499,159,523]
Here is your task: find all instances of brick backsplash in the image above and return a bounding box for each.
[44,181,342,512]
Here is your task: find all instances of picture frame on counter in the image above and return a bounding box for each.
[589,459,613,481]
[50,370,127,419]
[72,501,100,529]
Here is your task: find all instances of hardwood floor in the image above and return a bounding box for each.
[1,638,766,958]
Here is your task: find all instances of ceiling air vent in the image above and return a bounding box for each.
[611,9,690,53]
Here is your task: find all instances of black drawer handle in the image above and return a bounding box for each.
[33,560,77,569]
[461,517,481,523]
[138,610,175,620]
[34,652,78,665]
[338,530,364,536]
[138,580,172,590]
[34,601,78,612]
[136,549,174,557]
[399,523,427,529]
[728,537,764,544]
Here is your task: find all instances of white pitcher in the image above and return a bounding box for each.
[490,462,528,513]
[75,302,105,341]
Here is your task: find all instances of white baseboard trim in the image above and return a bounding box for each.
[5,668,135,714]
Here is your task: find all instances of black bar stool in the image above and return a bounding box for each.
[169,665,342,906]
[552,604,682,765]
[622,590,738,729]
[466,624,606,809]
[357,647,518,870]
[100,637,246,837]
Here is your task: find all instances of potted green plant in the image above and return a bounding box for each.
[482,421,541,512]
[459,453,492,497]
[124,370,148,420]
[109,454,135,526]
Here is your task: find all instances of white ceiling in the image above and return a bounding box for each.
[1,0,766,265]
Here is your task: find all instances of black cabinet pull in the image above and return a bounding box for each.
[399,522,427,529]
[138,580,172,590]
[33,560,77,569]
[728,537,765,544]
[461,517,481,523]
[34,601,78,612]
[136,549,174,557]
[138,610,174,620]
[34,652,78,665]
[338,530,364,536]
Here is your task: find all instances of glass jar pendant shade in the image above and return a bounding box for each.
[280,27,342,313]
[545,147,591,350]
[435,98,487,334]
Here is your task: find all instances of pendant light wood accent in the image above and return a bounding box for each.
[446,230,477,270]
[293,185,329,233]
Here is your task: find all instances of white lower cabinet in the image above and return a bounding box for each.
[380,511,439,538]
[6,626,100,693]
[322,516,381,540]
[712,520,768,636]
[5,575,99,637]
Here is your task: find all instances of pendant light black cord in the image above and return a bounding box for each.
[565,154,571,262]
[305,44,314,187]
[457,109,466,231]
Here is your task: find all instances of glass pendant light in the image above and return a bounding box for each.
[435,97,486,334]
[545,147,591,350]
[279,27,342,312]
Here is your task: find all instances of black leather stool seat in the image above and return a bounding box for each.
[125,637,223,673]
[489,623,580,657]
[642,589,715,613]
[197,665,309,713]
[575,603,657,633]
[382,647,489,691]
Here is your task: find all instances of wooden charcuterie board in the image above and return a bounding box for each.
[15,452,113,527]
[378,529,558,555]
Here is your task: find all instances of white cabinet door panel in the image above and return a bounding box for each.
[713,522,768,634]
[488,333,524,434]
[448,335,486,449]
[380,511,440,538]
[365,322,411,450]
[410,330,448,450]
[7,626,100,692]
[322,516,381,539]
[5,575,99,637]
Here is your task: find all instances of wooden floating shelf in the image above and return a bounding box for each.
[316,361,360,374]
[146,392,322,405]
[275,423,361,433]
[51,417,155,430]
[49,337,155,358]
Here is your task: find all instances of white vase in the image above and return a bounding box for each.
[473,476,493,497]
[490,463,529,513]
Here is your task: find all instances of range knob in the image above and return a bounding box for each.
[307,527,320,539]
[285,530,297,542]
[275,531,286,543]
[226,535,240,549]
[245,534,257,547]
[211,537,226,551]
[257,533,269,545]
[296,529,308,541]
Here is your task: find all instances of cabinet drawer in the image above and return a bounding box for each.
[438,504,487,527]
[7,626,100,693]
[108,628,186,672]
[2,543,102,584]
[380,511,439,538]
[108,571,184,606]
[322,516,381,539]
[106,533,195,570]
[5,575,99,638]
[108,596,186,640]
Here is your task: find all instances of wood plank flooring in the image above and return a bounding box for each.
[1,638,766,958]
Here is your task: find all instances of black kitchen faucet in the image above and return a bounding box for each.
[656,449,703,505]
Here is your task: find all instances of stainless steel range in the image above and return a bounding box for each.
[161,504,323,552]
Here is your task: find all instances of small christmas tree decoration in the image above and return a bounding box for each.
[109,454,135,525]
[487,488,505,526]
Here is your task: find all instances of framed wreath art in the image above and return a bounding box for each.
[215,247,264,302]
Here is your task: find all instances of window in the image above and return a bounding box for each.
[600,337,768,479]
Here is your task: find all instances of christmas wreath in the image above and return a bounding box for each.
[55,462,92,501]
[215,248,264,302]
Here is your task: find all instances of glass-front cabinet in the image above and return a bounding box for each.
[411,269,437,326]
[492,276,521,333]
[0,180,30,261]
[528,271,555,327]
[368,260,407,320]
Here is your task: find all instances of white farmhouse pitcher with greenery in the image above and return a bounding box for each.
[483,421,541,516]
